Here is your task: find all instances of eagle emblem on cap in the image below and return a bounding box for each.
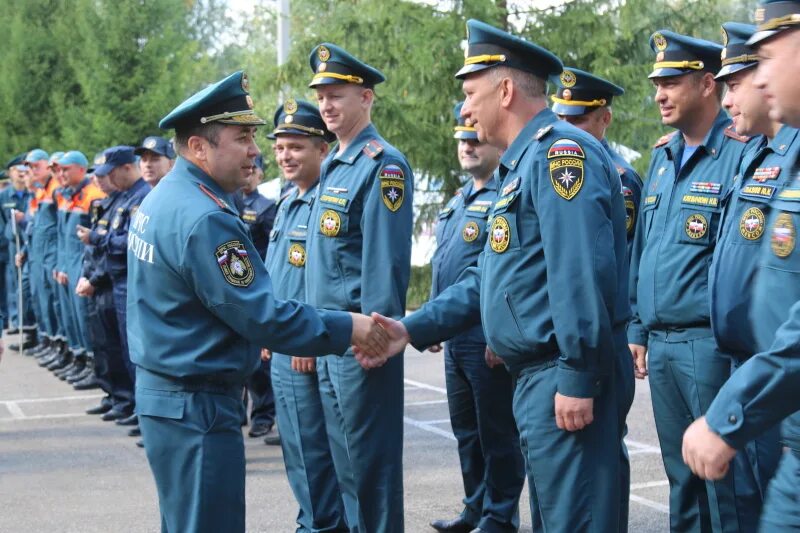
[653,32,667,51]
[144,138,157,149]
[95,155,106,165]
[284,99,298,114]
[560,70,577,88]
[318,45,331,62]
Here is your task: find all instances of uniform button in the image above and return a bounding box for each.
[728,414,737,424]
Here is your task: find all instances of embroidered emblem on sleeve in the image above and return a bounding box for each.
[215,240,254,287]
[547,139,585,201]
[380,164,405,212]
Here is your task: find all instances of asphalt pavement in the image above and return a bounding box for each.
[0,343,669,532]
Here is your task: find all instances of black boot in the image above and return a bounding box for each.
[47,347,73,371]
[28,336,52,357]
[68,359,93,384]
[62,353,88,381]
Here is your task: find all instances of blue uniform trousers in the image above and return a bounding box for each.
[244,358,275,427]
[31,258,58,337]
[67,265,90,352]
[27,257,43,332]
[44,266,64,338]
[514,359,621,533]
[5,258,35,328]
[88,287,134,413]
[616,340,636,533]
[443,342,524,532]
[137,369,247,533]
[759,451,800,531]
[0,259,7,328]
[56,276,80,348]
[648,330,739,532]
[272,354,347,533]
[112,278,135,383]
[317,354,404,533]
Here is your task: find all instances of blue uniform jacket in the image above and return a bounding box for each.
[602,139,643,260]
[430,178,497,346]
[265,184,316,301]
[710,126,800,357]
[628,112,756,346]
[30,176,60,269]
[56,179,105,277]
[1,188,32,253]
[82,193,121,291]
[106,178,151,282]
[235,189,277,261]
[403,108,630,397]
[706,167,800,451]
[304,124,414,320]
[126,157,352,382]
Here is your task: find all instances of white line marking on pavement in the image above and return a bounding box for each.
[0,412,88,422]
[630,480,670,490]
[403,378,447,394]
[629,494,670,514]
[405,399,449,406]
[5,401,25,419]
[423,419,452,425]
[0,393,103,404]
[403,416,457,441]
[626,439,662,455]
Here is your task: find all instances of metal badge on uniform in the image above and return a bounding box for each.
[320,209,341,237]
[144,138,157,149]
[242,209,257,223]
[284,99,298,114]
[215,240,254,287]
[547,139,585,201]
[490,216,510,253]
[326,186,348,194]
[318,45,331,62]
[111,208,123,230]
[689,182,722,194]
[752,167,781,182]
[380,164,405,212]
[685,213,708,240]
[502,177,520,196]
[288,243,306,267]
[462,221,480,242]
[739,207,765,241]
[771,213,796,257]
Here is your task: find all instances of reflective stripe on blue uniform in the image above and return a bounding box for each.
[403,108,630,532]
[266,182,347,532]
[628,111,756,532]
[304,124,413,533]
[431,177,525,532]
[128,157,352,533]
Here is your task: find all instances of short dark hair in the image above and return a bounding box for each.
[173,122,226,155]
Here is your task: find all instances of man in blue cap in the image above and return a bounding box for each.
[703,21,791,530]
[134,136,175,188]
[127,70,389,533]
[264,97,348,532]
[0,155,25,333]
[626,29,756,532]
[360,19,630,533]
[683,3,800,530]
[428,102,524,533]
[304,43,414,532]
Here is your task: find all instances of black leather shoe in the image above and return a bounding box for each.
[468,529,489,533]
[73,375,100,390]
[5,327,19,335]
[86,404,112,415]
[135,439,144,448]
[248,423,272,438]
[115,413,138,426]
[47,354,72,371]
[57,360,82,379]
[38,351,60,366]
[128,426,141,437]
[9,338,37,352]
[101,409,129,422]
[263,428,281,446]
[68,366,94,384]
[430,518,476,533]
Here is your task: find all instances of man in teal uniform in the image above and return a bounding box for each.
[683,3,800,530]
[264,98,347,532]
[627,30,755,532]
[360,20,630,533]
[429,102,524,533]
[709,21,792,530]
[550,67,640,529]
[127,71,387,533]
[304,44,414,532]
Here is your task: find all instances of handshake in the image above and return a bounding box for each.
[349,312,411,370]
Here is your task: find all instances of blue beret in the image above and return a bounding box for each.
[308,43,385,88]
[94,146,136,176]
[716,23,759,80]
[455,19,562,80]
[48,151,64,166]
[59,150,89,168]
[551,67,624,116]
[6,153,27,169]
[135,136,176,159]
[749,1,800,45]
[453,102,478,140]
[268,98,334,142]
[24,149,49,164]
[649,30,723,78]
[159,71,266,130]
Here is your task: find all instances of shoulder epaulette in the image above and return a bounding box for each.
[198,183,229,210]
[277,186,295,206]
[653,132,676,148]
[535,125,554,140]
[723,125,751,143]
[362,139,384,159]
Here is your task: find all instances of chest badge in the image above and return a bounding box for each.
[753,167,781,183]
[771,213,796,258]
[215,240,254,287]
[320,209,341,237]
[685,213,708,240]
[462,221,480,242]
[288,243,306,267]
[490,216,510,253]
[739,207,765,241]
[625,198,636,235]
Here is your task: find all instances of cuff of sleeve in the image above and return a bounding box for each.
[320,310,353,356]
[627,323,649,347]
[402,311,439,351]
[556,365,601,398]
[705,401,747,449]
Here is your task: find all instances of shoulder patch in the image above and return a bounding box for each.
[723,125,751,143]
[548,139,585,200]
[535,125,554,140]
[362,139,384,159]
[380,164,405,211]
[215,240,254,287]
[653,131,676,148]
[198,184,230,210]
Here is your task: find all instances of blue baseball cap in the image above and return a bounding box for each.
[453,102,478,140]
[24,149,49,164]
[268,98,334,142]
[59,151,89,168]
[159,71,266,131]
[455,19,563,80]
[48,151,65,167]
[749,1,800,46]
[551,67,624,116]
[6,153,27,169]
[649,30,723,78]
[716,23,759,80]
[308,43,385,88]
[134,136,176,159]
[94,146,136,176]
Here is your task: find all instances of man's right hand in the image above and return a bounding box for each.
[352,312,411,369]
[349,312,390,361]
[629,343,648,379]
[14,252,25,267]
[291,357,316,373]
